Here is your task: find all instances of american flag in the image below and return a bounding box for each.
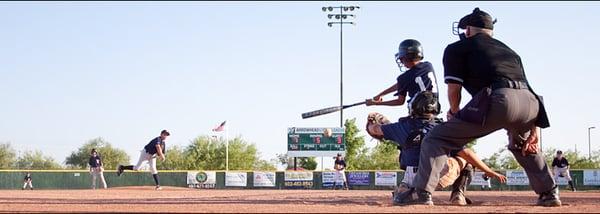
[212,121,226,132]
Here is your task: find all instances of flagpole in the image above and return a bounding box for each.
[225,124,229,171]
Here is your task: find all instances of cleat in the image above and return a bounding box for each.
[537,185,562,207]
[393,188,433,206]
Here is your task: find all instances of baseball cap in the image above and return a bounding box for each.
[161,130,170,136]
[458,7,496,30]
[556,150,563,154]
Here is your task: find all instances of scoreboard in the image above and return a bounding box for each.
[287,127,345,157]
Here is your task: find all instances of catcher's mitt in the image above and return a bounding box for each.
[366,112,391,140]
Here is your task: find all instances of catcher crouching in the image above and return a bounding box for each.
[366,91,507,205]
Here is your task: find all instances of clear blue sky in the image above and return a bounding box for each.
[1,1,599,168]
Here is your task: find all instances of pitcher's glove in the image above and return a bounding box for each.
[366,112,391,140]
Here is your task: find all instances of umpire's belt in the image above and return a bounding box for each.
[491,80,529,90]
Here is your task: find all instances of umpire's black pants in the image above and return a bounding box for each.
[413,88,555,194]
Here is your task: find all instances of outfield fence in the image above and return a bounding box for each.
[1,169,599,190]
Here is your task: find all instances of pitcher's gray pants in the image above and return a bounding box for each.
[413,88,555,194]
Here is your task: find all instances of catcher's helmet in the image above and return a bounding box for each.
[395,39,424,63]
[410,91,440,117]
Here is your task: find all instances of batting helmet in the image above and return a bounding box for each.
[410,91,440,117]
[395,39,424,63]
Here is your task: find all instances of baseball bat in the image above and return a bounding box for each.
[301,101,367,119]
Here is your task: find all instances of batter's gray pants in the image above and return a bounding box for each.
[413,88,555,194]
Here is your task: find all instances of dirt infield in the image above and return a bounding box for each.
[0,187,599,213]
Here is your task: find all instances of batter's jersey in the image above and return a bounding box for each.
[395,61,438,102]
[144,137,166,155]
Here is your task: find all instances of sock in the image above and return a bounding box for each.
[568,181,575,189]
[152,174,160,186]
[124,165,134,170]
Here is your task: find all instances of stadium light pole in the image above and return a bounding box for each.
[322,5,359,127]
[589,126,596,159]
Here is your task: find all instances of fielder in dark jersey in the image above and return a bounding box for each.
[333,154,348,190]
[117,130,169,190]
[22,172,33,190]
[367,39,438,110]
[89,148,107,189]
[552,150,576,191]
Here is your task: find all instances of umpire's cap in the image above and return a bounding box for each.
[458,7,496,30]
[161,130,171,136]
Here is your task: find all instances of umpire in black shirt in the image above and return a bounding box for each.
[395,8,559,207]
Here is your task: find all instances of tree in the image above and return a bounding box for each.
[64,137,130,169]
[275,153,317,170]
[343,118,366,170]
[0,143,16,169]
[185,135,275,170]
[185,136,224,170]
[367,140,400,170]
[465,139,477,151]
[157,145,186,170]
[481,147,521,170]
[16,150,62,170]
[481,149,502,170]
[254,159,277,171]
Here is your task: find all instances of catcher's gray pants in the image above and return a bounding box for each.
[413,88,556,194]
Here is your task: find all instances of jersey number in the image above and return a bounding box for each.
[414,72,438,93]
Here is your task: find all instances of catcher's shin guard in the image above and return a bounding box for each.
[450,163,473,205]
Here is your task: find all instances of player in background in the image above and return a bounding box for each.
[332,153,349,190]
[367,91,506,205]
[89,148,107,189]
[552,150,576,191]
[22,172,33,190]
[117,130,169,190]
[366,39,439,111]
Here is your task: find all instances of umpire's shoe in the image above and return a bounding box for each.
[116,165,124,177]
[537,185,561,207]
[393,187,433,206]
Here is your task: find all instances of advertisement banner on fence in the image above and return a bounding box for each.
[555,174,569,185]
[187,171,216,189]
[506,170,529,185]
[284,171,313,189]
[470,171,491,186]
[322,171,345,187]
[348,172,370,186]
[253,171,276,187]
[225,172,248,187]
[375,171,397,186]
[584,169,600,186]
